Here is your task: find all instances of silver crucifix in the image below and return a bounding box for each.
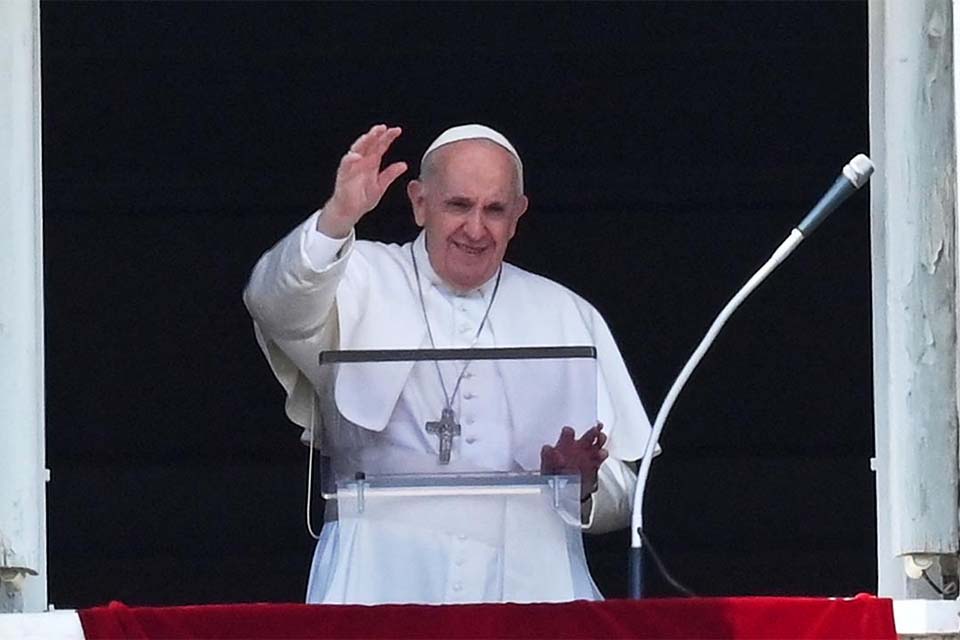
[426,407,461,465]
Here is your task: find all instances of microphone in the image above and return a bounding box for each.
[797,154,875,237]
[629,154,874,599]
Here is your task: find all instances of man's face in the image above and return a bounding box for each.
[407,140,528,292]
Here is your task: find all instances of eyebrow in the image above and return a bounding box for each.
[442,195,509,211]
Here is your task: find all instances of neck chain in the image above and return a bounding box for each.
[410,242,502,412]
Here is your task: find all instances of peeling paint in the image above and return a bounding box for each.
[925,71,941,109]
[921,237,944,274]
[919,318,937,365]
[926,9,945,38]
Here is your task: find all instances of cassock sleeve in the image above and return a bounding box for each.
[243,209,356,429]
[581,458,637,534]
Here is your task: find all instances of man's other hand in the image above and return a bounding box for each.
[540,423,608,502]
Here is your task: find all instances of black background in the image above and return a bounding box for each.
[41,1,873,607]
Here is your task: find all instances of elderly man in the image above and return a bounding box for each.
[244,123,653,604]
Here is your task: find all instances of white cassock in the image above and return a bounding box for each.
[244,209,656,604]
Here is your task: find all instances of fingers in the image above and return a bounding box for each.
[337,151,364,173]
[377,161,408,192]
[596,431,607,450]
[577,425,599,445]
[566,423,604,450]
[341,124,405,187]
[348,124,385,155]
[373,126,403,157]
[584,440,608,466]
[555,426,576,448]
[545,423,609,478]
[349,124,402,159]
[540,445,566,474]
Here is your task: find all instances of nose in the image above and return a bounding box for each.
[463,209,484,239]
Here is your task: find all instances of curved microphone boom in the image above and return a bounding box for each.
[628,154,875,599]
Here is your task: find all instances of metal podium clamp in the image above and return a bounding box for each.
[549,476,562,510]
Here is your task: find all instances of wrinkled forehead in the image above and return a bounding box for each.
[423,140,524,198]
[421,124,524,190]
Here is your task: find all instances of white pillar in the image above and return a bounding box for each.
[870,0,959,599]
[0,0,47,613]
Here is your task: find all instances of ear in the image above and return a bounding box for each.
[407,179,426,227]
[516,194,529,219]
[507,194,529,238]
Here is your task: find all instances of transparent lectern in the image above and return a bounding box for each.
[311,346,602,603]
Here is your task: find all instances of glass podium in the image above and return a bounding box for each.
[311,346,602,603]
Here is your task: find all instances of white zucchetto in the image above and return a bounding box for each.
[421,124,523,186]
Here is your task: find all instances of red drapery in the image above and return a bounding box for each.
[79,595,896,639]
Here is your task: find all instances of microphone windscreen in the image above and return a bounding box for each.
[843,154,875,188]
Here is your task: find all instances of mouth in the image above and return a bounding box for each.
[450,239,489,256]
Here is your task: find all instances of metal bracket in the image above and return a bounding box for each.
[0,539,38,614]
[354,472,366,514]
[940,555,959,600]
[548,476,561,510]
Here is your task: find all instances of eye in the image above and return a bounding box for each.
[445,199,471,211]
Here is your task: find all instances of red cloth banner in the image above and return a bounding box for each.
[79,596,896,640]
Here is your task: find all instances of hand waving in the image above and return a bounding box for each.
[540,423,608,502]
[318,124,408,238]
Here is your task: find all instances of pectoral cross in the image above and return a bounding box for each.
[426,407,460,465]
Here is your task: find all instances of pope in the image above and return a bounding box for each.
[244,123,655,603]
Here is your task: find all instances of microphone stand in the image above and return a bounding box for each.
[628,155,874,599]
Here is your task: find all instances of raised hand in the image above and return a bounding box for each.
[318,124,408,238]
[540,423,609,503]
